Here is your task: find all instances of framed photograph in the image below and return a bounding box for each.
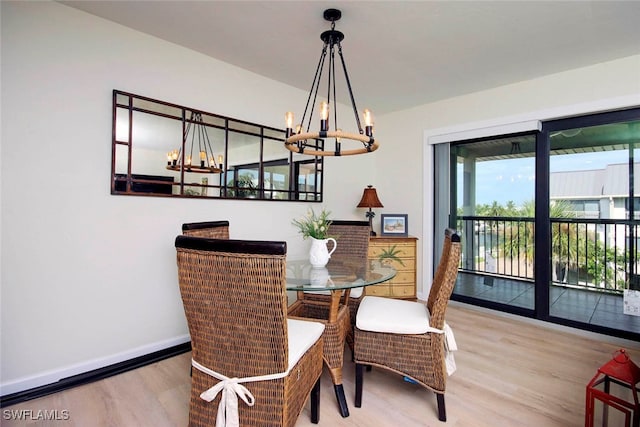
[380,214,408,237]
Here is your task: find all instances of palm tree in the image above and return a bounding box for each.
[500,200,576,281]
[505,200,518,215]
[488,201,504,217]
[501,200,535,272]
[473,199,628,289]
[548,200,578,282]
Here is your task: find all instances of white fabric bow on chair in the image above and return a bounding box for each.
[192,359,289,427]
[200,376,255,427]
[443,323,457,375]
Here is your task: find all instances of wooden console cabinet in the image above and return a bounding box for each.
[366,236,417,299]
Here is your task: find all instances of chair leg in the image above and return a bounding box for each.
[311,378,321,424]
[355,363,364,407]
[436,393,446,422]
[334,384,350,418]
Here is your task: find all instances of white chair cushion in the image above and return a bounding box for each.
[287,318,325,370]
[349,287,364,298]
[356,296,443,334]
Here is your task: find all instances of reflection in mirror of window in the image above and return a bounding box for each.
[111,90,323,201]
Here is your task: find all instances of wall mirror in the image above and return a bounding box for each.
[111,90,323,201]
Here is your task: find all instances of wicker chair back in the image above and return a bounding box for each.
[181,220,230,239]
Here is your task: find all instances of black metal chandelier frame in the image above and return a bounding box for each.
[284,8,379,157]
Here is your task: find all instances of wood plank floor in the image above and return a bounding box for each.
[4,303,640,426]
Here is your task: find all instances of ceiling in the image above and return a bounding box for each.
[59,1,640,115]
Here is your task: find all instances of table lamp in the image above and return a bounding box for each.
[357,185,384,236]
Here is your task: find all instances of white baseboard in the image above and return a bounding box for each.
[0,334,190,397]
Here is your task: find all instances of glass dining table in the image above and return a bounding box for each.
[286,258,396,418]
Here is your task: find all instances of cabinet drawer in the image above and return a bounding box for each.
[379,258,415,271]
[366,284,390,296]
[389,270,415,284]
[369,245,416,259]
[391,285,416,298]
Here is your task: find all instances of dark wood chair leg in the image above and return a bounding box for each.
[355,363,364,407]
[436,393,446,422]
[311,378,321,424]
[334,384,350,417]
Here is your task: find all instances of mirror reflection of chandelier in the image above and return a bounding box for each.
[166,111,223,173]
[284,8,380,157]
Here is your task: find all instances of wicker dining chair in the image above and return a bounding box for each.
[175,236,325,427]
[354,228,461,422]
[301,220,371,350]
[182,220,230,239]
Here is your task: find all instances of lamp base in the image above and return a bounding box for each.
[366,210,376,236]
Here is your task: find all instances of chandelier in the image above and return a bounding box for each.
[166,111,223,173]
[284,8,379,157]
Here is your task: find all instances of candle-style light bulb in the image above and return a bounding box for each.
[363,109,374,137]
[363,109,373,126]
[320,101,329,132]
[335,128,342,153]
[199,151,206,167]
[167,152,172,165]
[171,150,179,166]
[186,155,192,166]
[285,111,295,138]
[320,101,329,120]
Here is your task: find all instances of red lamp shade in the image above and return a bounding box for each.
[357,185,383,236]
[357,185,384,208]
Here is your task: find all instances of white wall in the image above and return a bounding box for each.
[0,1,374,395]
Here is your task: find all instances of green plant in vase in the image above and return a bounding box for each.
[291,208,332,240]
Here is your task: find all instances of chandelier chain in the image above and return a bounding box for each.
[337,41,363,135]
[302,45,328,134]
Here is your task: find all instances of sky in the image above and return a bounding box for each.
[461,150,632,207]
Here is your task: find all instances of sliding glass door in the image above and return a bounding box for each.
[448,133,537,312]
[435,107,640,340]
[543,111,640,336]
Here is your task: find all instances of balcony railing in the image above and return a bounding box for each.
[457,216,640,294]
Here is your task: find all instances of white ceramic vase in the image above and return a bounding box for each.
[309,237,337,268]
[309,267,331,287]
